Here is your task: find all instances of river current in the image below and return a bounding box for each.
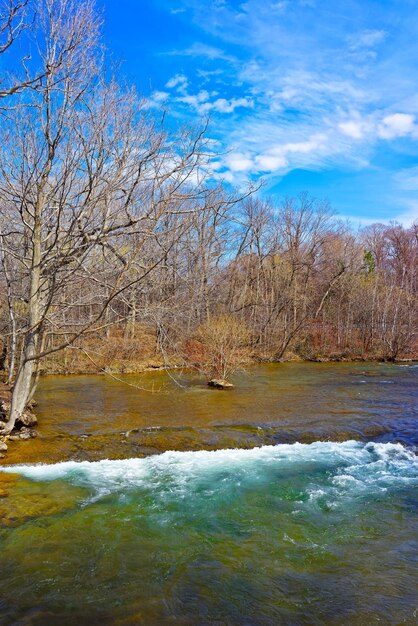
[0,363,417,624]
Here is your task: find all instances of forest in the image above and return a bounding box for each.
[0,0,417,434]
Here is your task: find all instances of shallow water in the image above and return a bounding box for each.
[3,362,418,464]
[0,363,417,625]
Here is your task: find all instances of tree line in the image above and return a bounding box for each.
[78,194,415,375]
[0,0,416,432]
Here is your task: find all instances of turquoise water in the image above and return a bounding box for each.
[1,440,417,625]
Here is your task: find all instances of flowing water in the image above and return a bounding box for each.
[0,363,417,624]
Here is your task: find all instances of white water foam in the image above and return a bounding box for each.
[1,441,417,509]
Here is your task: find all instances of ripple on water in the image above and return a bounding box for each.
[0,440,417,625]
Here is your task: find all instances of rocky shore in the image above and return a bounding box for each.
[0,383,38,460]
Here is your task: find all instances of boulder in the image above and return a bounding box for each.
[18,427,37,440]
[0,439,7,452]
[208,379,234,390]
[19,430,32,440]
[0,398,38,428]
[19,411,38,427]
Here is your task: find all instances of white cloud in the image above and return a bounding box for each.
[165,73,188,90]
[337,111,417,143]
[176,90,253,115]
[395,201,418,226]
[270,1,289,11]
[378,113,416,139]
[179,89,210,103]
[210,97,254,113]
[225,153,254,171]
[283,134,327,154]
[255,153,288,171]
[151,90,169,102]
[339,120,364,139]
[144,90,170,109]
[252,133,328,174]
[176,90,210,112]
[395,165,418,190]
[338,112,374,139]
[197,68,224,80]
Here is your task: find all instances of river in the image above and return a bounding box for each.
[0,362,417,624]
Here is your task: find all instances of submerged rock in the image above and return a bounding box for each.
[18,427,37,440]
[7,427,37,441]
[208,379,234,390]
[0,478,86,527]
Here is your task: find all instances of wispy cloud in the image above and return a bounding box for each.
[163,75,253,115]
[347,29,387,53]
[149,0,418,222]
[165,73,188,90]
[167,42,235,63]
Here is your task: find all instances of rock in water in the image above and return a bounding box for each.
[19,411,38,427]
[0,399,37,428]
[18,427,37,440]
[0,439,7,452]
[208,379,234,390]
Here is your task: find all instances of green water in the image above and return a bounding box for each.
[0,363,417,625]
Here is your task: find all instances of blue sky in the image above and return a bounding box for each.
[100,0,418,225]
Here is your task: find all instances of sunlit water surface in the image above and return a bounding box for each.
[0,363,417,624]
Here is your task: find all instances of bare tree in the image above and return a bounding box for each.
[186,314,250,384]
[0,0,50,100]
[0,0,220,432]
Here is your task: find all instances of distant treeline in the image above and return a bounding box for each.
[29,194,418,377]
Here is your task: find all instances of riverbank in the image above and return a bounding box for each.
[0,381,39,460]
[27,325,418,376]
[39,350,418,376]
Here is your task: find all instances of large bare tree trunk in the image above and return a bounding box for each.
[7,358,35,432]
[5,192,42,432]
